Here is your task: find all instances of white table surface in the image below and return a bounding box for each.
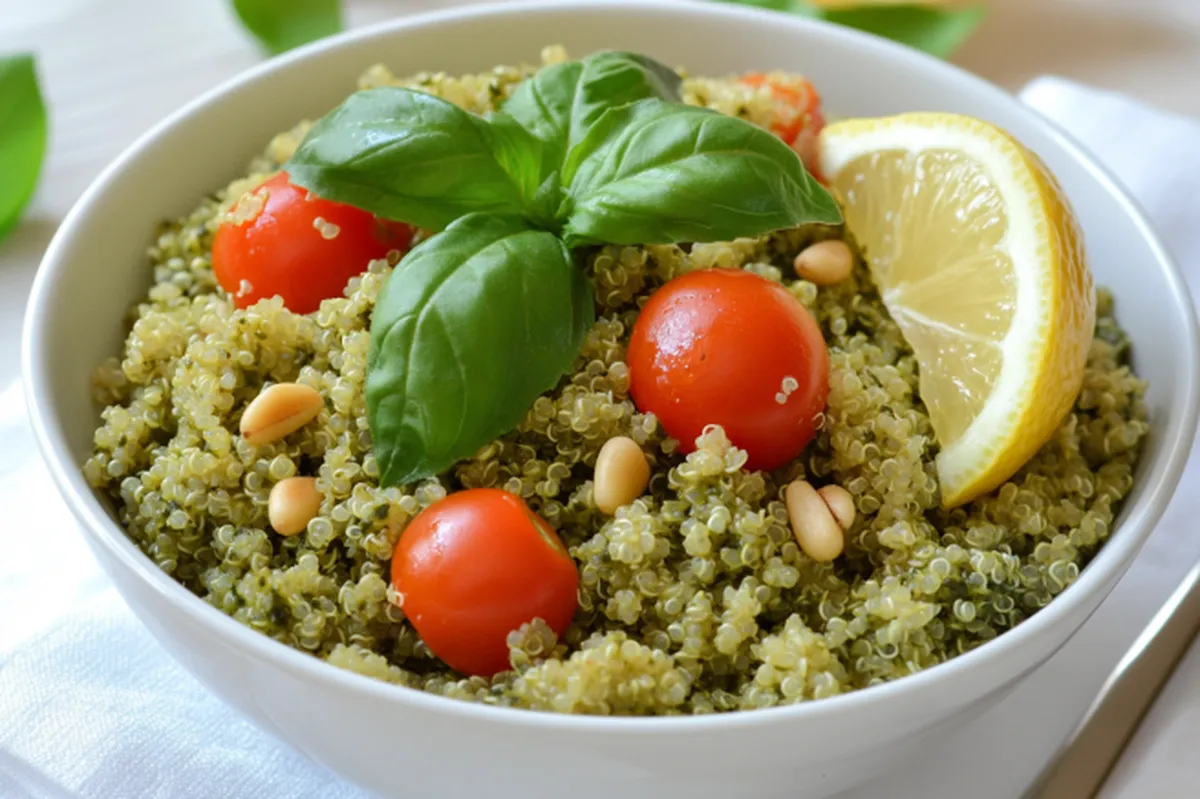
[5,1,1200,797]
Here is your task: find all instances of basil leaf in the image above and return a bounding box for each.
[494,60,583,167]
[0,54,47,245]
[230,0,342,55]
[718,0,797,11]
[485,115,556,224]
[560,99,842,247]
[812,4,986,59]
[366,213,595,486]
[496,51,683,185]
[286,88,528,231]
[715,0,985,58]
[573,51,683,146]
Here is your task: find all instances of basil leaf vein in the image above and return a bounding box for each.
[561,99,842,247]
[286,88,528,231]
[366,213,595,485]
[0,53,47,245]
[230,0,342,55]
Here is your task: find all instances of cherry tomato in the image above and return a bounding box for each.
[212,172,414,315]
[627,268,829,472]
[741,72,827,180]
[391,488,579,677]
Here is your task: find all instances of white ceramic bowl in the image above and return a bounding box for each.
[23,2,1200,797]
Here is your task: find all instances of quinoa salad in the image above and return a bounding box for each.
[84,47,1148,715]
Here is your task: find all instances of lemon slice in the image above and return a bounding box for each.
[818,113,1096,508]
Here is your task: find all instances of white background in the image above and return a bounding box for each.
[4,1,1200,797]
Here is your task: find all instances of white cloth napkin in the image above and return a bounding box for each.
[0,385,370,798]
[2,76,1198,799]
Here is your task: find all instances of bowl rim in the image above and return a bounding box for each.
[22,0,1200,733]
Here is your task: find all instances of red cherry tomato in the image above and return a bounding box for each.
[628,268,829,471]
[391,489,579,677]
[740,72,827,181]
[212,172,413,315]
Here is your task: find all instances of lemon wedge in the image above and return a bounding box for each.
[818,113,1096,509]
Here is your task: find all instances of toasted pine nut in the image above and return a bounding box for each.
[240,383,324,446]
[794,240,853,286]
[818,484,857,530]
[785,480,844,562]
[269,477,322,536]
[594,436,651,514]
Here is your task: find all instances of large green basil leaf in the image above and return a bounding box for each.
[0,54,47,245]
[230,0,342,55]
[366,213,595,486]
[495,51,683,186]
[560,99,842,247]
[286,88,527,231]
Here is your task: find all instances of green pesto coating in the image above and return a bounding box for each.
[84,53,1149,716]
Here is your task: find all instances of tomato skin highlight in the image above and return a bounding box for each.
[212,172,413,314]
[391,488,579,678]
[627,268,830,471]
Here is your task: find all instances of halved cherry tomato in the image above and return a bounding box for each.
[627,268,829,471]
[741,72,827,180]
[212,172,414,315]
[391,488,579,677]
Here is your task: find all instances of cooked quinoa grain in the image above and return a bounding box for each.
[85,52,1149,716]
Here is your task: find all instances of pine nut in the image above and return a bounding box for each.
[794,239,853,286]
[240,383,324,446]
[785,480,844,562]
[594,436,651,514]
[818,484,857,530]
[269,477,322,536]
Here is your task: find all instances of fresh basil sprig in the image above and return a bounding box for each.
[286,50,842,486]
[0,54,48,245]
